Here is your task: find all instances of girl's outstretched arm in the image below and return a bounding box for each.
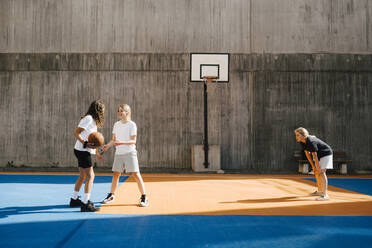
[103,134,116,151]
[114,135,136,146]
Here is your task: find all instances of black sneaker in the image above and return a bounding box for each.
[69,197,82,207]
[81,200,99,212]
[102,193,115,204]
[139,194,148,207]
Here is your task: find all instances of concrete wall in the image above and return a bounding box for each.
[0,0,371,172]
[0,0,371,53]
[1,53,371,172]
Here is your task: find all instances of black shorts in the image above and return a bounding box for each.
[74,149,92,168]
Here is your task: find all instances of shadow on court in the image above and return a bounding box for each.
[124,174,372,195]
[101,203,138,207]
[0,204,76,219]
[175,200,372,216]
[1,215,372,248]
[0,174,127,184]
[221,196,311,204]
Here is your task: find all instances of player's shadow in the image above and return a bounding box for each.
[100,203,138,207]
[221,196,311,204]
[0,204,80,219]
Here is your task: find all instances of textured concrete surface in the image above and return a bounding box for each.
[0,0,371,53]
[0,53,371,173]
[191,145,221,172]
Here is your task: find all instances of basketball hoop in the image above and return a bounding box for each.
[202,76,218,84]
[190,53,229,169]
[190,53,229,83]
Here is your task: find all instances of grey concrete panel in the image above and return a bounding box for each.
[0,0,251,53]
[1,53,371,173]
[1,0,371,53]
[251,0,371,53]
[0,1,10,52]
[0,53,189,71]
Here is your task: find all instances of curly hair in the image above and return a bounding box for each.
[84,100,105,128]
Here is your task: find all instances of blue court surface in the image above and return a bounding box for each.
[1,174,372,248]
[305,177,372,196]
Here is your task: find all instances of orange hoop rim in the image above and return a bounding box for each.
[202,76,219,83]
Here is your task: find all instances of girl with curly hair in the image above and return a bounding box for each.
[70,100,105,212]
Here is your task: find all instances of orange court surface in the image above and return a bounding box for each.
[98,174,372,216]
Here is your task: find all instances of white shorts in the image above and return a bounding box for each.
[319,155,333,170]
[112,151,139,173]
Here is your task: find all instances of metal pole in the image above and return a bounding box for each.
[203,80,209,168]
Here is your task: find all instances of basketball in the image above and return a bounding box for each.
[88,132,104,147]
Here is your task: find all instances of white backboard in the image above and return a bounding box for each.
[190,53,230,82]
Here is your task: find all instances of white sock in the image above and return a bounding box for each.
[72,191,79,200]
[82,193,91,204]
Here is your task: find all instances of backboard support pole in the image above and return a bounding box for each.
[203,79,209,168]
[202,76,217,168]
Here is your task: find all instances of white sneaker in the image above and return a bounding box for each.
[309,191,322,196]
[316,195,330,201]
[102,193,115,204]
[308,171,314,175]
[139,195,148,207]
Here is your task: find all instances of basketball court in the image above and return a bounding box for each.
[1,173,372,247]
[2,2,372,248]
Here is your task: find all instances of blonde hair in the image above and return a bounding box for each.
[294,127,309,138]
[119,104,131,120]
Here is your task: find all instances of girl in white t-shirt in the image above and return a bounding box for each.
[101,104,148,207]
[70,100,105,212]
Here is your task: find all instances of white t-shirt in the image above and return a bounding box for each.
[113,120,137,155]
[74,115,97,154]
